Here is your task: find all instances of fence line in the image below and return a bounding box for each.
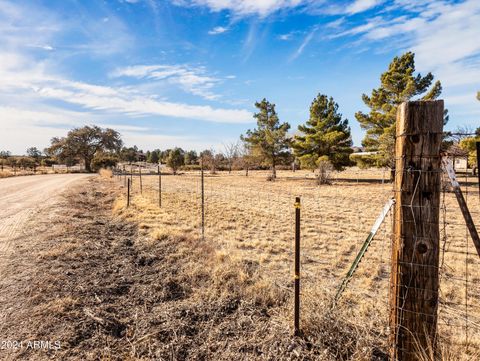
[113,154,479,358]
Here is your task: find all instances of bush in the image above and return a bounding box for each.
[91,153,118,172]
[317,157,333,185]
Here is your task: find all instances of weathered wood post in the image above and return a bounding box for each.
[389,100,444,360]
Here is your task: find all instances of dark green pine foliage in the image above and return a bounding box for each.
[293,94,353,171]
[355,51,444,167]
[241,98,290,179]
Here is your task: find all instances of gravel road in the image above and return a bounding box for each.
[0,174,94,263]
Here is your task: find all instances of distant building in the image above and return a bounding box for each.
[136,152,147,162]
[444,145,468,170]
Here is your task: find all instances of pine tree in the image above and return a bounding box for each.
[241,98,290,179]
[292,94,353,182]
[356,51,444,168]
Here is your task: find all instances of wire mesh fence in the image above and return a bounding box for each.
[113,163,480,356]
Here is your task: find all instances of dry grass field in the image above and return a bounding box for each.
[113,167,480,359]
[0,165,78,178]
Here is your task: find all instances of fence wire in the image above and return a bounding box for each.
[114,163,480,355]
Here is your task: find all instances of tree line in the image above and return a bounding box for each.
[1,52,479,181]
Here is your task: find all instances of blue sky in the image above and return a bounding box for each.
[1,0,479,154]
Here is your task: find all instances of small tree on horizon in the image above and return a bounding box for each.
[147,150,160,164]
[0,150,11,171]
[356,51,445,168]
[200,149,217,174]
[241,98,290,179]
[222,141,239,173]
[166,148,184,175]
[292,94,353,184]
[184,150,198,166]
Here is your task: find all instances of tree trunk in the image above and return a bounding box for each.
[272,158,276,179]
[85,156,92,172]
[245,167,249,177]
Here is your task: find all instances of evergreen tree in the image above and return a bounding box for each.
[292,94,353,180]
[148,150,160,164]
[356,51,444,167]
[241,98,290,179]
[166,148,184,175]
[184,150,198,165]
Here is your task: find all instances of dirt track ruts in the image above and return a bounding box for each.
[0,174,94,265]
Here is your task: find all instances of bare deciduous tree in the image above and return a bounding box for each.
[222,141,239,174]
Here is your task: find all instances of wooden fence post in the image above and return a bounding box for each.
[389,100,444,360]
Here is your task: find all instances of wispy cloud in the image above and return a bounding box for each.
[175,0,306,17]
[0,0,253,151]
[290,26,317,61]
[0,63,253,124]
[326,0,480,130]
[111,64,228,101]
[278,33,293,40]
[208,26,229,35]
[345,0,383,14]
[330,0,480,88]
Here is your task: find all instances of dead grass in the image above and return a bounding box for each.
[114,167,480,359]
[99,168,113,178]
[0,177,367,360]
[1,168,478,360]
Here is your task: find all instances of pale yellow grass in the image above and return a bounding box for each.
[113,168,480,358]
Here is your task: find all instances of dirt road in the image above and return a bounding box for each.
[0,174,94,263]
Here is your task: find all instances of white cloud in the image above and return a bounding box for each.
[333,0,480,89]
[208,26,229,34]
[0,0,253,152]
[290,27,317,61]
[345,0,383,15]
[175,0,305,17]
[328,0,480,131]
[278,34,291,40]
[0,105,214,154]
[111,64,227,101]
[0,63,249,121]
[25,77,252,123]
